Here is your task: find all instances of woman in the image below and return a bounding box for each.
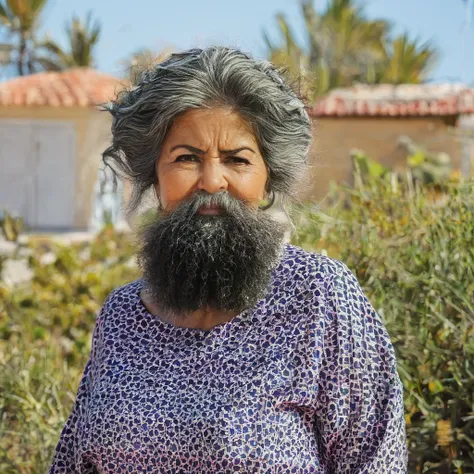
[49,47,407,473]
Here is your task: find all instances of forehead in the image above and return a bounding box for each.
[163,108,258,146]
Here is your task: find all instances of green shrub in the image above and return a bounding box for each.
[292,172,474,473]
[0,210,24,242]
[0,225,139,473]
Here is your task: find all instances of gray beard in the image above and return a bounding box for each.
[137,191,286,318]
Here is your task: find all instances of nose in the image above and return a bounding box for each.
[197,160,228,194]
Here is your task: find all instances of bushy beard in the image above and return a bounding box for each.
[137,191,286,318]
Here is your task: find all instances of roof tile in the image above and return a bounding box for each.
[0,68,127,107]
[310,83,474,117]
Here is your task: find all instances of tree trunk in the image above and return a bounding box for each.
[17,35,27,76]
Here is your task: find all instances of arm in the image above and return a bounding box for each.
[314,261,408,473]
[48,293,111,474]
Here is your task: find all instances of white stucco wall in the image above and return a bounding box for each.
[0,107,117,230]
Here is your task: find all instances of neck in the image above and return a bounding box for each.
[140,289,240,330]
[176,306,240,331]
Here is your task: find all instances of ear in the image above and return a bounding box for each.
[264,177,272,196]
[154,156,161,184]
[259,188,275,211]
[152,183,163,209]
[264,162,272,194]
[153,162,160,195]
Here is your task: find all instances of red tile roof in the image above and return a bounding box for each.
[310,83,474,117]
[0,68,127,107]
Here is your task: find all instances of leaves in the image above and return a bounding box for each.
[32,12,102,69]
[0,3,102,76]
[0,2,13,25]
[263,0,439,100]
[1,0,48,34]
[62,11,101,67]
[292,171,474,472]
[0,210,23,241]
[0,0,61,75]
[0,225,139,471]
[120,46,174,84]
[381,33,438,84]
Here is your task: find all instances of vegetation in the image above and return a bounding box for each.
[0,0,101,75]
[0,225,139,473]
[380,33,439,85]
[1,210,23,242]
[0,0,440,91]
[264,0,438,100]
[41,11,101,68]
[120,46,174,84]
[292,171,474,473]
[0,0,59,75]
[351,136,454,186]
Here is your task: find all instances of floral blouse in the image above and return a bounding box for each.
[49,244,408,473]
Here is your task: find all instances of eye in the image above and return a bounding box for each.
[226,156,250,165]
[175,154,200,163]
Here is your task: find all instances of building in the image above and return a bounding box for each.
[3,73,474,229]
[0,68,127,231]
[304,83,474,203]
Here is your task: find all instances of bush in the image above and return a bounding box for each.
[0,225,139,473]
[292,172,474,473]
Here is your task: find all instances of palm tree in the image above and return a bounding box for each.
[120,46,174,84]
[264,0,438,99]
[317,0,389,85]
[42,11,101,68]
[264,0,390,100]
[380,34,438,84]
[263,14,308,92]
[0,0,61,75]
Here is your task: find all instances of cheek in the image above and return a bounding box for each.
[157,167,196,210]
[234,166,268,202]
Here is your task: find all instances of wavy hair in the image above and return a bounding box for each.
[102,46,312,217]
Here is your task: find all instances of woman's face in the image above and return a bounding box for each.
[156,108,268,213]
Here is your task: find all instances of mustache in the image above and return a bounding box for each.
[162,190,256,220]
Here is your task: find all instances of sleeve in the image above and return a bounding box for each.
[314,261,408,474]
[48,293,112,474]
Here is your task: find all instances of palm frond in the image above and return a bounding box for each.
[0,2,13,26]
[121,47,173,84]
[33,54,63,71]
[6,0,47,32]
[62,11,101,67]
[301,0,323,68]
[262,29,275,53]
[0,41,13,64]
[382,33,438,84]
[31,0,48,14]
[264,0,439,96]
[37,37,64,57]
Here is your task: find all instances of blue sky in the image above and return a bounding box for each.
[33,0,474,85]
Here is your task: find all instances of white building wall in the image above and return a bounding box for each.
[0,119,75,230]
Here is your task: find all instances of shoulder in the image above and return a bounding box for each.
[91,279,144,342]
[280,243,350,286]
[280,244,367,310]
[97,279,144,321]
[103,279,143,306]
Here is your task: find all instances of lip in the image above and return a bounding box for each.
[198,205,222,215]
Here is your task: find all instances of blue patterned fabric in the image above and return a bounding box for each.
[49,244,408,473]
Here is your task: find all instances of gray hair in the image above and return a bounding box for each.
[102,46,312,217]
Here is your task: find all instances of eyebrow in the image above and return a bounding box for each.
[170,144,256,155]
